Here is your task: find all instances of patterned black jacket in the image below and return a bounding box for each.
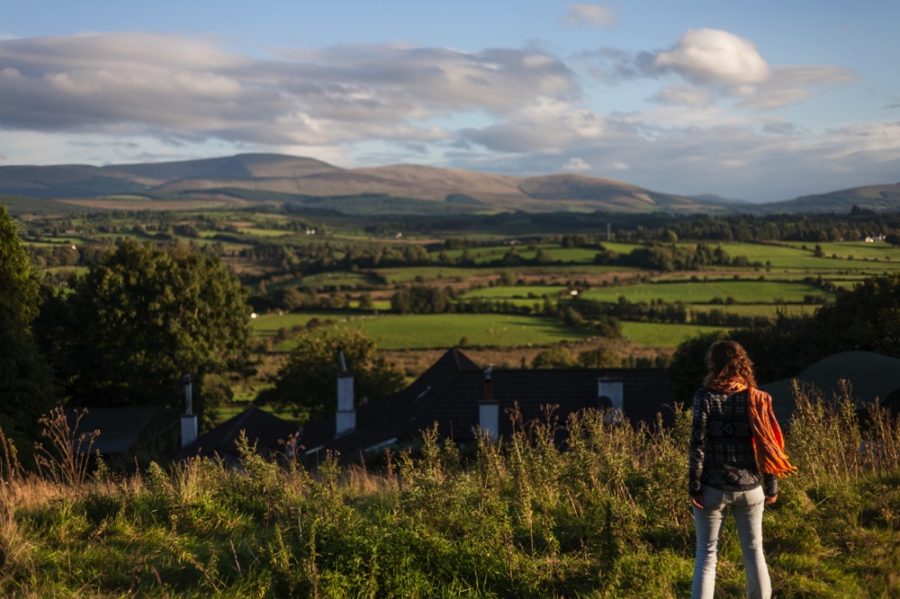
[688,387,777,498]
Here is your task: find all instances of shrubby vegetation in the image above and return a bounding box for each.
[0,388,896,596]
[600,241,739,272]
[0,206,55,454]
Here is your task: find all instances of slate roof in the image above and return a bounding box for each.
[178,406,300,460]
[67,406,177,455]
[298,349,673,463]
[431,367,674,441]
[299,347,480,459]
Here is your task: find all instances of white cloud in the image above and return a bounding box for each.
[449,114,900,201]
[596,28,856,111]
[562,157,592,171]
[0,34,579,147]
[564,4,617,28]
[460,98,604,153]
[654,29,771,85]
[735,65,857,111]
[651,85,713,106]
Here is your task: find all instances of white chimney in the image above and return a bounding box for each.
[478,367,499,440]
[335,352,356,437]
[181,374,198,447]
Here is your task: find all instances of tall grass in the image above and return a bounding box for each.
[0,389,897,597]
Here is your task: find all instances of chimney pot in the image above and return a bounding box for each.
[479,366,498,439]
[182,374,193,416]
[335,353,355,437]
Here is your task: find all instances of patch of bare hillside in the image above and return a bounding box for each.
[519,174,704,213]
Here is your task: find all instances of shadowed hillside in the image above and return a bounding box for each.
[0,154,727,214]
[759,183,900,213]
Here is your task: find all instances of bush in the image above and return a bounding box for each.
[0,393,896,596]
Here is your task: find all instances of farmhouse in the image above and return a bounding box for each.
[67,406,180,469]
[298,349,674,463]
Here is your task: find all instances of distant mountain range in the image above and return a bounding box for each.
[1,153,898,215]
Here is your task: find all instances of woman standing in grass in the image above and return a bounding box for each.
[688,340,796,599]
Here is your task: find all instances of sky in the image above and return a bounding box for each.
[1,0,899,202]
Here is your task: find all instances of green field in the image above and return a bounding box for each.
[252,312,353,336]
[581,279,831,304]
[237,227,293,238]
[601,241,644,254]
[677,242,900,271]
[436,240,900,272]
[462,285,567,299]
[619,321,732,348]
[275,313,591,350]
[782,240,900,261]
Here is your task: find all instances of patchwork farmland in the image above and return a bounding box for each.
[9,201,900,416]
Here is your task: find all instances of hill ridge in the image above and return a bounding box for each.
[2,153,899,214]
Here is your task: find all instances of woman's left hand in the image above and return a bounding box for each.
[765,495,778,505]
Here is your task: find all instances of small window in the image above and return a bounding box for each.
[478,403,499,440]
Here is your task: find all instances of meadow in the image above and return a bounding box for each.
[580,280,831,304]
[254,310,740,351]
[619,322,732,348]
[684,242,900,271]
[0,390,896,597]
[251,312,353,336]
[273,313,591,351]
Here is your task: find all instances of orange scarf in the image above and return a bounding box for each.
[709,378,798,477]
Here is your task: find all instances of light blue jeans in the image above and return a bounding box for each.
[691,485,771,599]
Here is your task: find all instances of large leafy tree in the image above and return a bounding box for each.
[53,241,251,416]
[258,328,404,423]
[0,205,55,446]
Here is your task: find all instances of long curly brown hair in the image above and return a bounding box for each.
[703,340,757,390]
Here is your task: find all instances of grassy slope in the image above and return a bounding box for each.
[1,395,896,597]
